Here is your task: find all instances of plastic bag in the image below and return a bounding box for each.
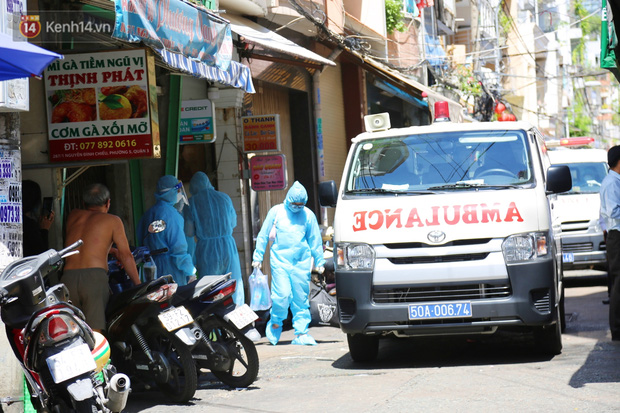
[309,282,339,327]
[249,267,272,311]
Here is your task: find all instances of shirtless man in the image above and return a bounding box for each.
[63,183,140,332]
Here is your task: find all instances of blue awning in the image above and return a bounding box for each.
[154,48,255,93]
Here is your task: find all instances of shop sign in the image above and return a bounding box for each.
[249,154,287,191]
[44,49,161,163]
[112,0,232,72]
[242,114,280,153]
[180,99,215,144]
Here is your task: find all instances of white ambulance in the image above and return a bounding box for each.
[548,146,608,272]
[319,106,572,361]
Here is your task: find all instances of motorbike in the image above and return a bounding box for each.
[0,240,130,413]
[170,273,260,388]
[106,246,198,403]
[129,219,260,388]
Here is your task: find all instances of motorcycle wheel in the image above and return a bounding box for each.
[200,317,259,388]
[71,397,99,413]
[145,328,197,403]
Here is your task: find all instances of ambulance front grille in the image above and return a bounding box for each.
[373,283,511,303]
[562,242,593,253]
[388,253,488,264]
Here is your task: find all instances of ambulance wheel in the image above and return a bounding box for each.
[347,333,379,362]
[534,305,563,356]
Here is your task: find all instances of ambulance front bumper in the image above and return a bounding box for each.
[335,257,560,337]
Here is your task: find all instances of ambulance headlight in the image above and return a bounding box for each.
[336,243,375,270]
[502,232,548,263]
[588,218,602,234]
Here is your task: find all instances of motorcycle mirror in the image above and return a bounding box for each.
[148,220,167,234]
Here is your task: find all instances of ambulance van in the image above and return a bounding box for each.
[548,147,608,273]
[319,106,572,361]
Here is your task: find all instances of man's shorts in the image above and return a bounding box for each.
[62,268,110,331]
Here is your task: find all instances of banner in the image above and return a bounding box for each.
[44,49,161,163]
[249,154,287,191]
[112,0,232,71]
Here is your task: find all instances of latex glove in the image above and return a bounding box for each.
[317,266,325,274]
[252,261,262,268]
[188,275,197,283]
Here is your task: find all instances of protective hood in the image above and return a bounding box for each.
[189,171,214,195]
[284,181,308,213]
[155,175,181,205]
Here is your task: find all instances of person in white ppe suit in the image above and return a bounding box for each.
[252,181,325,345]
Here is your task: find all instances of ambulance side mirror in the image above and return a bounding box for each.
[546,165,572,194]
[319,181,338,207]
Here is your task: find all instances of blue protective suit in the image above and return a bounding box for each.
[253,181,325,344]
[185,172,244,306]
[138,175,195,286]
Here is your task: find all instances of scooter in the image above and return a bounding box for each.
[0,240,130,413]
[141,218,260,388]
[106,248,198,403]
[170,273,260,388]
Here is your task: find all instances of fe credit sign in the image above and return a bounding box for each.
[242,115,281,153]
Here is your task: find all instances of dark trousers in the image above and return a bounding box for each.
[606,230,620,338]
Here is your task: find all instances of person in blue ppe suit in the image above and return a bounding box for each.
[252,181,325,346]
[185,171,244,306]
[138,175,195,286]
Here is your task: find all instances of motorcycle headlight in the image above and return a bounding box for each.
[502,232,548,263]
[335,243,375,270]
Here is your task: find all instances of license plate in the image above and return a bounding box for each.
[46,343,97,383]
[224,304,259,330]
[408,301,472,320]
[158,306,194,332]
[563,252,574,263]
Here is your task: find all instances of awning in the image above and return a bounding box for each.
[424,34,447,70]
[154,48,255,93]
[0,33,63,81]
[225,14,336,67]
[361,56,464,122]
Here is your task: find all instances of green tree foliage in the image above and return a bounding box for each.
[572,0,601,66]
[385,0,406,34]
[569,91,592,137]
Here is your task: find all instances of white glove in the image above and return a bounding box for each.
[252,261,261,268]
[317,266,325,274]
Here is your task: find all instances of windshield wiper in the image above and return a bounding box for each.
[346,188,434,195]
[427,183,520,190]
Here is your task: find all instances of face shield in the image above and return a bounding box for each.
[172,181,189,212]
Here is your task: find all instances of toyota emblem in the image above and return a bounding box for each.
[427,230,446,244]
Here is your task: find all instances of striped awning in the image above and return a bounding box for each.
[154,48,256,94]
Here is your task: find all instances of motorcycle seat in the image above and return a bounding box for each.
[171,273,230,305]
[106,276,172,318]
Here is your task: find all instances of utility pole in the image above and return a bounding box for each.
[557,57,565,139]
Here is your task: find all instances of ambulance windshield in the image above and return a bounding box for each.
[346,130,534,193]
[557,162,608,195]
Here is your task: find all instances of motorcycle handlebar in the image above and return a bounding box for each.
[58,240,83,258]
[149,248,168,256]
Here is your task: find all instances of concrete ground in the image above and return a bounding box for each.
[0,321,24,413]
